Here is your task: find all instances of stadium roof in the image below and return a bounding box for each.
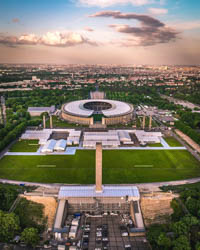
[62,99,133,118]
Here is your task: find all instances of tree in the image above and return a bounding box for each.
[186,198,200,216]
[181,215,199,228]
[21,227,39,247]
[171,199,185,221]
[157,233,172,249]
[173,235,191,250]
[0,210,20,242]
[171,221,189,236]
[195,242,200,250]
[146,224,167,249]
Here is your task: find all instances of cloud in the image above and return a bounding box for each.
[0,31,96,47]
[148,8,168,15]
[89,11,164,27]
[41,32,91,46]
[90,10,179,46]
[84,27,94,32]
[110,24,177,46]
[79,0,151,7]
[12,18,20,23]
[19,34,39,45]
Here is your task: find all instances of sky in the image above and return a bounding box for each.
[0,0,200,65]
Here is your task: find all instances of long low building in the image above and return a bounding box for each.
[28,105,55,116]
[82,130,134,148]
[21,129,81,145]
[135,130,162,144]
[61,99,133,125]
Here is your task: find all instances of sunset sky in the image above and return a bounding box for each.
[0,0,200,65]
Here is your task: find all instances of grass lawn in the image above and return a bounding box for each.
[9,140,39,152]
[147,143,163,147]
[164,137,183,147]
[0,150,200,184]
[102,150,200,184]
[0,151,95,184]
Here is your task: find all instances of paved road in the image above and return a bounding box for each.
[160,94,200,110]
[1,177,200,193]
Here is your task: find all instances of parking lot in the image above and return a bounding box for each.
[81,215,150,250]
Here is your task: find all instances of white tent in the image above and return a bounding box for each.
[54,139,67,151]
[118,131,131,143]
[41,139,56,153]
[67,139,72,146]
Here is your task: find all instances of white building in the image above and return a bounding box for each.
[54,139,67,151]
[135,130,162,144]
[41,139,57,153]
[28,105,55,116]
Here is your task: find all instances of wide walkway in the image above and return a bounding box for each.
[1,177,200,192]
[5,144,186,156]
[160,137,170,148]
[5,147,77,156]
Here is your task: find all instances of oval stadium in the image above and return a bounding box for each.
[61,99,134,125]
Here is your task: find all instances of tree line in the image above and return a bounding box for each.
[0,184,46,247]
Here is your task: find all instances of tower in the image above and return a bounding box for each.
[1,96,6,126]
[142,115,146,130]
[50,115,53,129]
[149,116,152,130]
[95,143,103,193]
[43,115,46,129]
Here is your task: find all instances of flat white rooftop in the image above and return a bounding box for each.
[59,185,140,199]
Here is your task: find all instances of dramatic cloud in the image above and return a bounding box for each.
[89,11,164,27]
[84,27,94,32]
[12,18,20,23]
[148,8,168,15]
[90,11,179,46]
[79,0,151,7]
[0,31,96,47]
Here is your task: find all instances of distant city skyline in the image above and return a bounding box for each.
[0,0,200,65]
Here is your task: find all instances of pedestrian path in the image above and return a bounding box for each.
[5,147,77,156]
[5,145,186,156]
[5,152,41,155]
[160,137,170,148]
[105,146,186,150]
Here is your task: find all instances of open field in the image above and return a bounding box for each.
[102,150,200,184]
[164,137,182,147]
[0,150,199,184]
[0,151,95,184]
[9,140,39,152]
